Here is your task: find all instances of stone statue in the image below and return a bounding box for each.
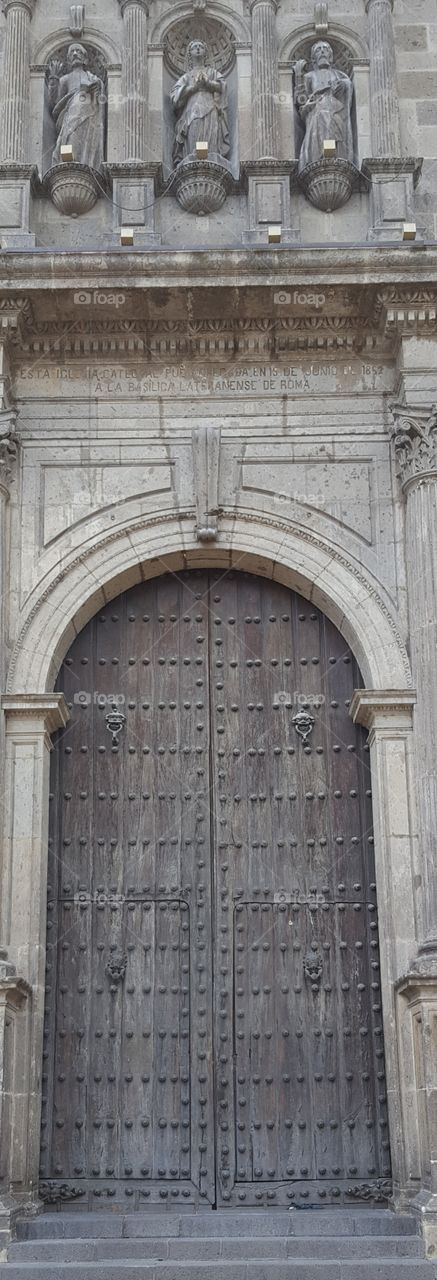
[47,42,105,170]
[171,39,230,167]
[294,41,353,172]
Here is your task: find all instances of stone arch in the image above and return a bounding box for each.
[279,22,368,72]
[32,26,121,70]
[149,1,250,51]
[7,514,411,696]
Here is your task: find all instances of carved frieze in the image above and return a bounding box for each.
[391,403,437,490]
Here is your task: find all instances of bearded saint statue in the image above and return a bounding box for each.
[47,42,105,170]
[294,40,354,172]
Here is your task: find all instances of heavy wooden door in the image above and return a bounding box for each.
[41,570,391,1211]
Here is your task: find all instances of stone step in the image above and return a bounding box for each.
[6,1235,426,1263]
[14,1211,419,1241]
[0,1259,435,1280]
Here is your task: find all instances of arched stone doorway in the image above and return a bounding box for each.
[40,568,391,1210]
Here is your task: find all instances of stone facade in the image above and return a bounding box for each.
[0,0,436,1263]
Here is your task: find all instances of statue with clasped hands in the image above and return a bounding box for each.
[171,39,230,166]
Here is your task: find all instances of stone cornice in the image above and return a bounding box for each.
[350,689,416,731]
[390,402,437,491]
[2,693,70,735]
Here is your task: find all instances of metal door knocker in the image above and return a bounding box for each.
[304,948,323,992]
[105,709,126,747]
[105,951,127,985]
[292,709,315,746]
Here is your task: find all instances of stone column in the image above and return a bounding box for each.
[363,0,420,239]
[0,429,18,693]
[0,695,69,1207]
[365,0,400,157]
[248,0,279,160]
[117,0,149,163]
[1,0,36,163]
[350,691,420,1200]
[0,951,31,1233]
[391,404,437,954]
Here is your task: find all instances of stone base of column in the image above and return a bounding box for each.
[396,971,437,1258]
[107,163,161,247]
[243,162,300,244]
[0,165,36,248]
[362,157,423,241]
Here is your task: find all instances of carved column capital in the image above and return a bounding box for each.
[247,0,279,9]
[390,402,437,492]
[117,0,149,14]
[1,0,36,14]
[365,0,394,10]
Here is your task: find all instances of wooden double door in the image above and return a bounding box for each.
[41,571,391,1210]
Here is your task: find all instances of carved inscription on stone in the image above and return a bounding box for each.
[16,361,392,399]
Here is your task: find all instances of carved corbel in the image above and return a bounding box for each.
[192,424,221,542]
[314,2,328,34]
[390,402,437,491]
[69,4,85,36]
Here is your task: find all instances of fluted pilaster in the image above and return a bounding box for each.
[366,0,401,156]
[248,0,279,160]
[1,0,36,163]
[392,404,437,949]
[118,0,149,162]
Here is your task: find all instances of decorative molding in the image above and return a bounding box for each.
[11,312,388,359]
[193,423,221,541]
[350,688,416,730]
[390,403,437,491]
[2,693,70,735]
[6,510,412,693]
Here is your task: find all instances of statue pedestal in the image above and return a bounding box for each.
[243,162,299,244]
[363,157,423,240]
[0,165,36,248]
[107,163,161,246]
[42,164,102,218]
[298,157,361,213]
[173,158,235,217]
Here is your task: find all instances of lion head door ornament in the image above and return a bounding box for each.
[171,38,234,215]
[45,42,105,216]
[293,40,357,211]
